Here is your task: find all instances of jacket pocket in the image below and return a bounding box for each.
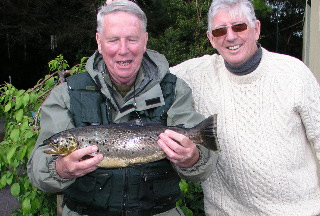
[64,169,113,208]
[80,91,103,125]
[141,169,181,205]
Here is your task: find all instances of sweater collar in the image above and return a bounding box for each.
[224,43,262,75]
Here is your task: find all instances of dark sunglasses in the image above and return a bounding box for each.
[211,23,248,37]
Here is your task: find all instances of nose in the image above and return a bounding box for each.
[225,28,237,41]
[119,39,129,55]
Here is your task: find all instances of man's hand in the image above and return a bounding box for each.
[55,145,103,179]
[158,129,200,168]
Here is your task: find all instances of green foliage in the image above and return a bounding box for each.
[143,0,214,66]
[253,0,272,18]
[0,55,86,215]
[48,54,70,72]
[178,179,206,216]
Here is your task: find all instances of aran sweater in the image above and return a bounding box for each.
[170,48,320,215]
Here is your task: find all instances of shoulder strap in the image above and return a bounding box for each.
[66,72,98,90]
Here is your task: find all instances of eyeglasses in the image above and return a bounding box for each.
[211,23,248,37]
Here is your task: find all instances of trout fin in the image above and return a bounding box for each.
[195,114,219,152]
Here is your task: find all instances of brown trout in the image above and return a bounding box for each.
[44,115,218,168]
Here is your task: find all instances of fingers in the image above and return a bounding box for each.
[158,130,199,168]
[69,145,99,161]
[56,146,103,179]
[158,131,187,155]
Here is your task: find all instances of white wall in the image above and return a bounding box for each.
[303,0,320,83]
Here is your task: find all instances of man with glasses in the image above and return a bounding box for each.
[171,0,320,215]
[27,1,216,215]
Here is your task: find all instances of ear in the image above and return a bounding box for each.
[254,20,261,41]
[143,32,148,52]
[207,30,217,49]
[96,32,102,53]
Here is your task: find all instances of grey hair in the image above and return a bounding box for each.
[97,1,147,34]
[208,0,257,34]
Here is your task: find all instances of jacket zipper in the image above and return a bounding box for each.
[123,167,129,211]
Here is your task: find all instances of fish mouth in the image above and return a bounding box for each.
[43,134,78,156]
[43,139,61,155]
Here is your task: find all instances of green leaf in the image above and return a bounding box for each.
[4,102,12,112]
[15,96,23,110]
[30,93,38,103]
[7,146,17,165]
[31,197,41,210]
[10,128,20,142]
[23,93,30,107]
[176,199,183,206]
[24,179,31,191]
[24,130,34,140]
[11,159,20,168]
[179,179,189,194]
[81,56,89,64]
[0,175,7,188]
[15,109,24,122]
[20,145,28,160]
[22,198,31,214]
[6,172,13,185]
[45,77,55,89]
[181,206,193,216]
[15,89,25,97]
[20,119,29,131]
[11,183,20,196]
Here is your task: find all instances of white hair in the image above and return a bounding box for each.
[208,0,257,34]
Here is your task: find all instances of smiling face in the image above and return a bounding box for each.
[207,9,260,66]
[96,11,148,85]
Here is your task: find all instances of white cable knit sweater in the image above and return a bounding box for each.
[170,48,320,215]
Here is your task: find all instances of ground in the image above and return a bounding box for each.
[0,117,21,215]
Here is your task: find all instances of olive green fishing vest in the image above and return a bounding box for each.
[63,71,182,214]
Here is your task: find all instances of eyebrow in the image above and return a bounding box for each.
[213,21,245,29]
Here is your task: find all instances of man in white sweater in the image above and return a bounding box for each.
[170,0,320,215]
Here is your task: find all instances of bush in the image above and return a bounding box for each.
[0,55,87,215]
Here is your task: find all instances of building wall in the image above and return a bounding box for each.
[303,0,320,83]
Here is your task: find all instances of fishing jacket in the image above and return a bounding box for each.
[62,50,182,214]
[64,71,180,213]
[27,49,216,216]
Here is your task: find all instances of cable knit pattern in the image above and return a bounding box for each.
[170,48,320,215]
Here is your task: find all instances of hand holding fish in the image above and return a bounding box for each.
[158,130,199,168]
[55,145,103,179]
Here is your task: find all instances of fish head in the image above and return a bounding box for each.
[43,133,78,156]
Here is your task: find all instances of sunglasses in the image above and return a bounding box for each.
[211,23,248,37]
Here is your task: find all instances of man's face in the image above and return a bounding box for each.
[207,9,260,66]
[96,11,148,85]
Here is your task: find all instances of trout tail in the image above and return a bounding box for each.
[194,114,219,151]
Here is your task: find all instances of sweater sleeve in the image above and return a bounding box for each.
[296,64,320,164]
[27,83,76,193]
[167,70,218,182]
